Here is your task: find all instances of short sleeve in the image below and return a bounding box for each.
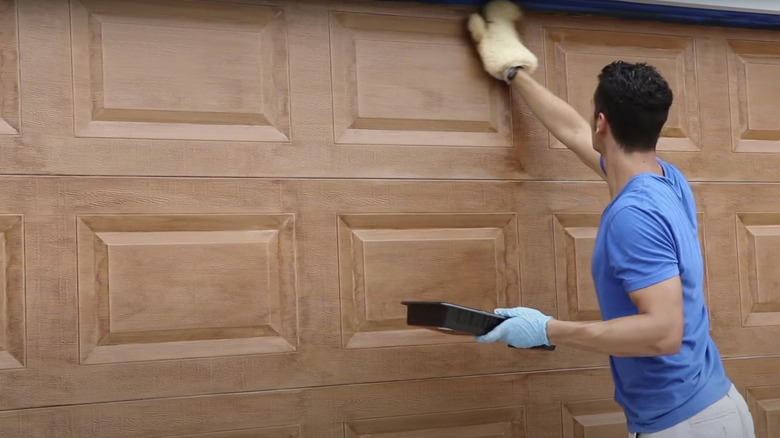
[606,206,679,293]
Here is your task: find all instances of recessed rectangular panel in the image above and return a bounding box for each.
[562,399,627,438]
[736,214,780,326]
[338,214,519,348]
[544,28,699,151]
[554,212,709,322]
[330,12,511,146]
[553,214,602,322]
[345,407,525,438]
[77,214,296,364]
[0,0,20,135]
[103,231,275,333]
[359,229,498,323]
[355,40,492,124]
[70,0,289,141]
[0,216,24,369]
[100,22,264,116]
[728,41,780,153]
[746,386,780,438]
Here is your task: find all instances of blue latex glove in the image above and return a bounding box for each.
[475,307,553,348]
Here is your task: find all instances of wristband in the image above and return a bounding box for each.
[504,65,523,83]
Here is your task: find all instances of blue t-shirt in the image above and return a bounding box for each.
[592,157,731,433]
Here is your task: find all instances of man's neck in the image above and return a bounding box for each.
[604,150,663,199]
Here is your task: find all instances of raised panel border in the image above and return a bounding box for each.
[562,398,627,438]
[554,212,710,323]
[553,213,602,322]
[0,215,24,369]
[746,385,780,438]
[736,213,780,327]
[329,11,512,147]
[337,213,519,349]
[76,214,298,364]
[0,0,20,135]
[543,27,700,152]
[727,40,780,153]
[69,0,290,142]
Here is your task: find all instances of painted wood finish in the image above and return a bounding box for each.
[0,0,779,436]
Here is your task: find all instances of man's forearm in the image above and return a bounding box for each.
[510,70,603,177]
[546,315,682,357]
[510,71,590,149]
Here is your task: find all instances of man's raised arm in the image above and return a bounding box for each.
[509,70,604,179]
[467,0,605,179]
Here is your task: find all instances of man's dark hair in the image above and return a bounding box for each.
[593,61,673,153]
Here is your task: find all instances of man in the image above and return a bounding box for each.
[467,3,756,437]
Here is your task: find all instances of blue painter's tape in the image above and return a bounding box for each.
[375,0,780,29]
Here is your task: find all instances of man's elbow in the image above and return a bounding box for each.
[652,324,683,356]
[654,335,682,356]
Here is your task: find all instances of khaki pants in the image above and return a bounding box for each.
[629,384,755,438]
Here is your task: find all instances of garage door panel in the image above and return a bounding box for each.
[561,399,627,438]
[75,214,298,364]
[315,180,607,375]
[746,385,780,438]
[0,215,25,370]
[13,0,523,180]
[0,0,19,136]
[527,368,619,438]
[0,374,528,438]
[699,184,780,358]
[725,357,780,438]
[549,210,710,323]
[337,213,519,349]
[329,11,511,147]
[10,179,778,410]
[519,14,780,183]
[0,178,603,409]
[727,39,780,153]
[543,27,700,152]
[1,349,774,436]
[0,390,308,438]
[70,0,290,142]
[513,183,611,320]
[3,0,780,432]
[10,0,780,182]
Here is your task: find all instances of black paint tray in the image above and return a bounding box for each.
[401,301,555,350]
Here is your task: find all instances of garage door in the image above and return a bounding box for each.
[0,0,778,436]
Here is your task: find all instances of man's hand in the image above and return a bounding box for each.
[467,0,538,81]
[476,307,553,348]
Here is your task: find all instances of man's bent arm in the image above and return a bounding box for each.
[546,276,684,357]
[511,70,605,179]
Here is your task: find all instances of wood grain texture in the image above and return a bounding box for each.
[1,0,778,179]
[329,11,512,146]
[70,0,289,142]
[727,40,780,153]
[544,27,700,152]
[0,356,777,437]
[0,215,24,369]
[76,214,297,364]
[0,0,20,135]
[0,0,776,435]
[338,213,518,348]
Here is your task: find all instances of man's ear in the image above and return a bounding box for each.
[594,113,608,135]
